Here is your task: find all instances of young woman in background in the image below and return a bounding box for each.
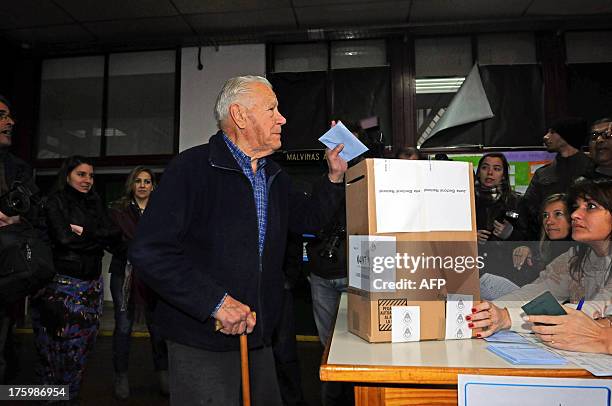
[475,153,523,300]
[108,166,168,399]
[31,156,120,401]
[512,193,575,278]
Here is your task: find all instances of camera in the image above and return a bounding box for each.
[494,210,519,225]
[491,210,519,240]
[318,224,346,263]
[0,180,38,217]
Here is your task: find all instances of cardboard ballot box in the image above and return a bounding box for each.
[345,158,480,343]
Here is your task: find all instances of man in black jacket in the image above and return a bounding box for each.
[129,76,347,406]
[0,95,32,383]
[518,117,593,240]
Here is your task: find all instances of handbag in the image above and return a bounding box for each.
[0,222,55,305]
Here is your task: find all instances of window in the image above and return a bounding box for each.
[106,51,176,156]
[566,31,612,124]
[477,33,537,66]
[38,56,104,158]
[415,36,473,147]
[274,43,327,72]
[416,34,543,148]
[269,40,391,150]
[37,50,177,159]
[331,40,387,69]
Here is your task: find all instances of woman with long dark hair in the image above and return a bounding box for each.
[31,156,120,401]
[475,152,521,243]
[469,178,612,337]
[475,153,524,299]
[108,166,168,399]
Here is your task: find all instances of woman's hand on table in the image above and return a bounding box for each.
[529,307,612,354]
[467,301,512,338]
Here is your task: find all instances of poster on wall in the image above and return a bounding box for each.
[450,151,556,194]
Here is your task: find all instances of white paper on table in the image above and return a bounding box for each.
[373,159,472,233]
[458,374,612,406]
[552,349,612,377]
[348,235,397,292]
[445,294,473,340]
[391,306,420,342]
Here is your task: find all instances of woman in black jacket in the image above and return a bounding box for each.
[108,166,168,399]
[475,153,524,299]
[475,153,522,243]
[31,156,120,401]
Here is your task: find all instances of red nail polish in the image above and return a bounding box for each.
[471,308,477,313]
[468,323,474,328]
[476,333,481,338]
[465,315,472,321]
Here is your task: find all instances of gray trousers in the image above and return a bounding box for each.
[167,340,282,406]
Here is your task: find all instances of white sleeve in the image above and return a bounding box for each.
[582,278,612,318]
[494,249,573,332]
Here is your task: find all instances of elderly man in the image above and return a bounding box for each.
[129,76,346,405]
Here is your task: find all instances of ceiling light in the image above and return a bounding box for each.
[416,77,465,94]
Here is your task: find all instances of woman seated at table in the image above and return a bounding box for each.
[469,177,612,337]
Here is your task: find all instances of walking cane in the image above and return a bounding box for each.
[216,313,255,406]
[239,334,251,406]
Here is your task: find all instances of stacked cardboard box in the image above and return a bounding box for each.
[345,158,480,342]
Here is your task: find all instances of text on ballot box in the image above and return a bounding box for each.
[458,375,612,406]
[373,159,473,233]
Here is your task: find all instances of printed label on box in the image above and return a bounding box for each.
[378,298,407,331]
[445,294,473,340]
[349,235,397,292]
[391,306,421,342]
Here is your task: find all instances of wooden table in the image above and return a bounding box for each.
[320,295,595,406]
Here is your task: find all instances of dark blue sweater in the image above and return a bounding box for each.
[129,131,343,351]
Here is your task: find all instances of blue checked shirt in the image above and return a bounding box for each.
[223,134,268,257]
[212,135,269,318]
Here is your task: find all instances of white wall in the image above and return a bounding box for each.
[179,44,266,152]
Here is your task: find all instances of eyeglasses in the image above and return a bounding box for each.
[589,130,612,142]
[0,113,14,122]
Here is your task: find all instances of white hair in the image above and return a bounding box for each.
[214,75,272,128]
